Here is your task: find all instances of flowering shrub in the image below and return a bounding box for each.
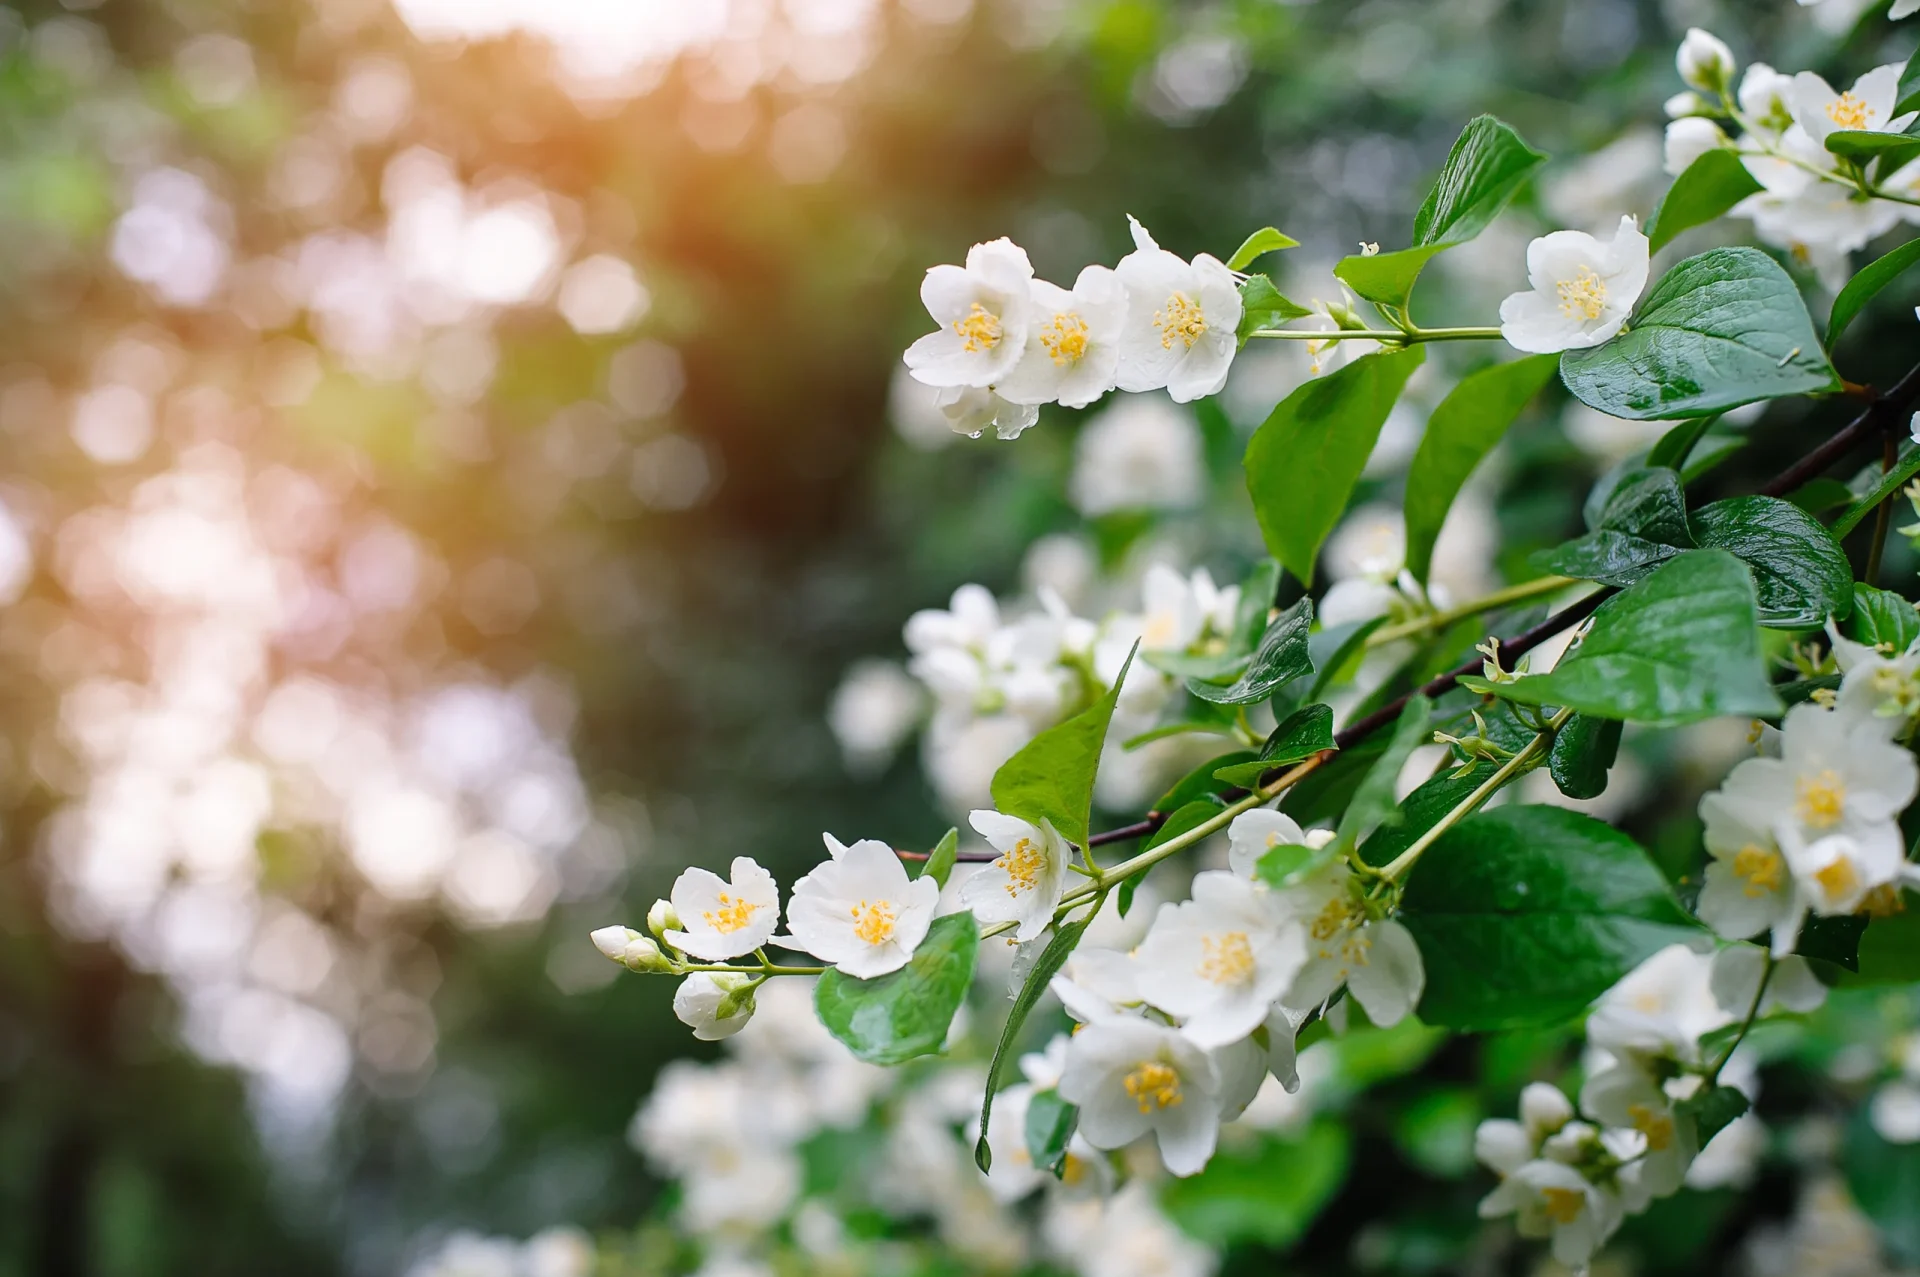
[589,12,1920,1276]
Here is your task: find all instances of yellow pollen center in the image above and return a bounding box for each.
[703,892,762,934]
[1864,884,1908,918]
[1628,1103,1675,1153]
[1556,265,1609,320]
[1060,1154,1087,1186]
[952,302,1003,353]
[1733,844,1784,897]
[1827,92,1871,131]
[849,899,898,945]
[1541,1186,1586,1226]
[1310,895,1357,943]
[1813,857,1859,901]
[1797,770,1846,829]
[1141,611,1181,649]
[1122,1061,1183,1113]
[1154,292,1208,349]
[1040,311,1090,365]
[995,838,1046,897]
[1197,931,1256,984]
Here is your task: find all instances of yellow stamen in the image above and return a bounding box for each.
[1813,857,1859,902]
[1827,91,1871,131]
[1039,311,1089,365]
[1733,844,1784,897]
[952,302,1003,353]
[1196,931,1255,984]
[995,838,1046,897]
[849,899,898,945]
[1796,770,1846,830]
[703,892,762,934]
[1122,1061,1183,1113]
[1541,1186,1586,1226]
[1864,884,1908,917]
[1154,292,1208,350]
[1309,895,1357,944]
[1556,265,1608,320]
[1628,1103,1674,1153]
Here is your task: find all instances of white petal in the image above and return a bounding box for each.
[1346,919,1424,1027]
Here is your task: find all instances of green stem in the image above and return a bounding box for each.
[1707,952,1774,1086]
[1365,576,1582,647]
[1246,325,1504,344]
[1376,705,1574,883]
[679,960,829,977]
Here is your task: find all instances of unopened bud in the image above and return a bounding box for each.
[1676,28,1735,97]
[1519,1081,1575,1138]
[646,898,680,942]
[1663,90,1713,120]
[590,925,672,973]
[673,972,757,1041]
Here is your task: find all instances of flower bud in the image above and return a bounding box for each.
[590,925,672,973]
[673,972,757,1041]
[646,898,680,942]
[1738,63,1795,133]
[1540,1119,1598,1164]
[1519,1081,1575,1138]
[1663,91,1713,120]
[1664,117,1728,176]
[1474,1118,1534,1175]
[1676,28,1735,96]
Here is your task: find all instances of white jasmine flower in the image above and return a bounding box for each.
[1676,28,1736,96]
[1137,563,1239,654]
[1739,64,1797,134]
[1665,117,1729,175]
[673,973,758,1041]
[1132,871,1307,1048]
[1498,215,1650,353]
[903,238,1036,389]
[933,384,1041,440]
[1829,620,1920,728]
[1051,946,1142,1023]
[1708,946,1828,1018]
[1226,808,1332,879]
[1477,1159,1625,1269]
[997,266,1127,409]
[828,659,924,775]
[665,857,781,960]
[1519,1082,1577,1139]
[1058,1017,1222,1175]
[1113,216,1242,403]
[784,837,940,978]
[1585,944,1730,1067]
[1695,788,1799,946]
[1580,1064,1697,1203]
[1790,64,1913,150]
[961,810,1072,943]
[1872,1082,1920,1143]
[1068,393,1205,517]
[1277,862,1427,1029]
[1783,829,1912,917]
[905,583,1001,658]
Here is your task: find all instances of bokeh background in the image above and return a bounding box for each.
[3,0,1920,1273]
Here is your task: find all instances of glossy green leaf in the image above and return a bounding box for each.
[1189,597,1314,705]
[1827,235,1920,347]
[1024,1089,1078,1177]
[1357,761,1499,869]
[1333,695,1433,855]
[1788,477,1857,515]
[1246,347,1426,584]
[1334,115,1545,308]
[1404,354,1560,584]
[1230,559,1283,653]
[1847,584,1920,653]
[1161,1122,1352,1249]
[1535,466,1693,587]
[1832,441,1920,538]
[1560,247,1840,420]
[918,827,959,888]
[1847,899,1920,984]
[1399,805,1704,1029]
[1796,914,1866,973]
[1212,703,1337,789]
[1690,496,1852,628]
[1845,1109,1920,1263]
[1681,1085,1750,1146]
[1462,550,1782,727]
[1154,750,1257,813]
[992,644,1134,849]
[1646,149,1763,253]
[975,911,1097,1171]
[1646,413,1719,472]
[1548,714,1622,801]
[1236,273,1314,343]
[1825,126,1920,174]
[1307,617,1387,702]
[814,913,978,1065]
[1226,226,1301,271]
[1901,45,1920,118]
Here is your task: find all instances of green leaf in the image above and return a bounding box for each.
[1548,714,1622,801]
[1796,914,1867,973]
[1188,597,1315,705]
[1462,550,1783,727]
[1236,273,1314,343]
[918,827,959,888]
[1900,45,1920,118]
[975,911,1098,1172]
[1123,720,1236,750]
[1788,477,1857,515]
[1333,695,1433,855]
[1399,805,1704,1029]
[1334,116,1546,309]
[813,913,979,1065]
[1283,733,1389,828]
[1559,247,1841,420]
[1246,347,1426,583]
[1153,750,1257,813]
[1827,235,1920,347]
[1024,1089,1078,1177]
[1646,414,1720,472]
[1143,649,1249,680]
[1307,617,1387,702]
[1848,584,1920,653]
[1226,226,1300,271]
[1535,466,1694,588]
[1845,1109,1920,1263]
[1680,1085,1750,1146]
[1404,354,1560,584]
[1825,126,1920,174]
[991,644,1135,849]
[1832,441,1920,538]
[1646,149,1764,253]
[1211,703,1337,789]
[1161,1122,1352,1249]
[1690,496,1853,628]
[1843,896,1920,985]
[1230,559,1283,654]
[1357,761,1499,869]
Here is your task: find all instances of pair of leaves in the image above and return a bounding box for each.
[1560,247,1840,420]
[1334,116,1547,310]
[1464,550,1783,727]
[1229,227,1311,341]
[1398,805,1703,1029]
[1212,703,1336,788]
[1189,597,1315,704]
[814,913,979,1065]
